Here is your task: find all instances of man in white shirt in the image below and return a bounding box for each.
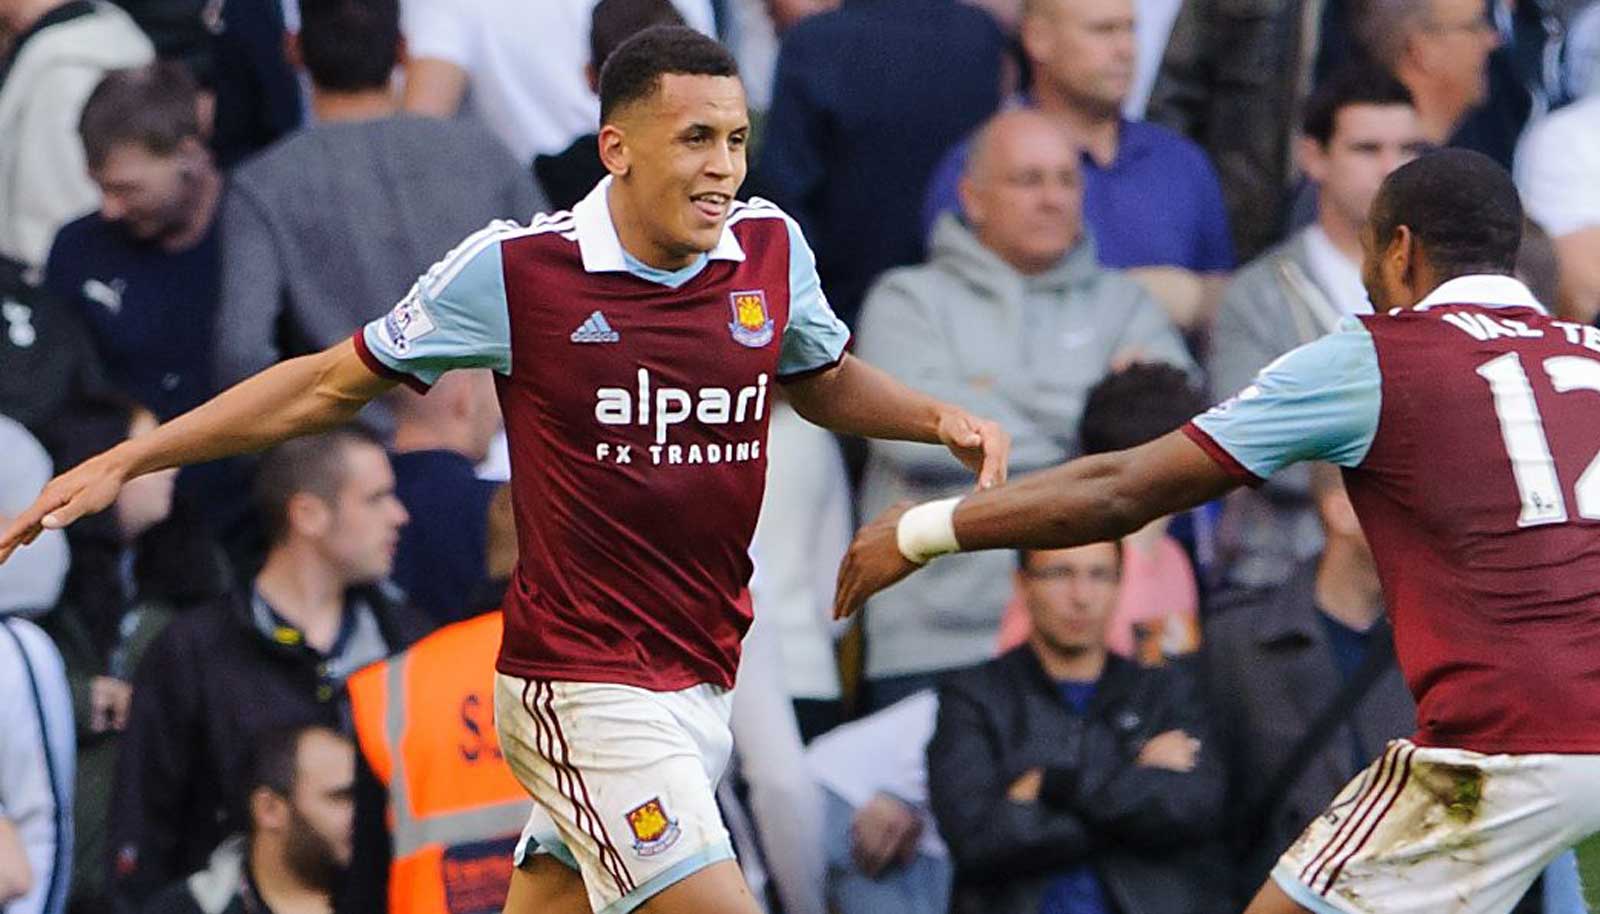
[1205,67,1428,598]
[399,0,716,163]
[1516,93,1600,323]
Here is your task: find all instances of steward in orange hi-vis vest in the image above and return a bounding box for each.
[349,611,531,914]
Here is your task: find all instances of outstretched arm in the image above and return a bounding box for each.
[784,353,1011,489]
[833,430,1237,618]
[0,339,393,561]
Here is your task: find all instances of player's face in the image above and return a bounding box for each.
[962,115,1084,274]
[90,141,203,243]
[607,74,750,269]
[284,730,356,885]
[1304,105,1430,234]
[1018,543,1120,656]
[320,442,408,584]
[1023,0,1137,117]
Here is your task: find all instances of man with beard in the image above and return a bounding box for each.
[140,725,356,914]
[43,61,223,423]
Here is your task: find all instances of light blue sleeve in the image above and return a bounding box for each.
[1191,318,1382,479]
[776,214,851,378]
[360,221,515,387]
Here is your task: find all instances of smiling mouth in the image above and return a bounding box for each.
[691,192,731,221]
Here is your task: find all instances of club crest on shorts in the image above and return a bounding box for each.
[728,290,774,348]
[625,797,682,857]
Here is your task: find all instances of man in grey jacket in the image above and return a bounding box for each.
[856,108,1192,709]
[212,0,543,411]
[1205,68,1426,599]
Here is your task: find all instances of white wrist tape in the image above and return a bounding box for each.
[896,497,963,565]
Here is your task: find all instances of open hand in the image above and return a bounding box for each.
[936,409,1009,490]
[834,503,919,620]
[0,452,129,565]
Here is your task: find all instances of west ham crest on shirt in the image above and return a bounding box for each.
[728,290,774,348]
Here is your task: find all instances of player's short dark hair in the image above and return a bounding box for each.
[253,427,384,545]
[598,25,739,123]
[1368,149,1523,280]
[1078,362,1208,457]
[243,724,343,817]
[1302,66,1415,147]
[591,0,685,72]
[78,62,202,169]
[298,0,400,92]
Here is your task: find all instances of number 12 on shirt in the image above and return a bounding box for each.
[1477,352,1600,525]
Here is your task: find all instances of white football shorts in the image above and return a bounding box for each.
[493,673,735,914]
[1273,738,1600,914]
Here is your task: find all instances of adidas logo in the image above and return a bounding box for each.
[571,310,620,343]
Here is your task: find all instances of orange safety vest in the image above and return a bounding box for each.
[348,611,531,914]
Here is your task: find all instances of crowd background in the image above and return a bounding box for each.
[1,0,1598,912]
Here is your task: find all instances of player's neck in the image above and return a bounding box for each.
[1314,539,1383,631]
[255,549,348,652]
[249,839,332,914]
[309,87,398,124]
[605,181,699,271]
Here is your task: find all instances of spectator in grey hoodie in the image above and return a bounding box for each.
[855,107,1193,710]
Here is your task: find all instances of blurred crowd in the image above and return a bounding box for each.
[0,0,1597,913]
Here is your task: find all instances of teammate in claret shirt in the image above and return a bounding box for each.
[0,26,1009,914]
[836,149,1600,914]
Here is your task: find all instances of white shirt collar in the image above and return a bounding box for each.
[1301,225,1372,316]
[1415,274,1546,314]
[571,176,746,273]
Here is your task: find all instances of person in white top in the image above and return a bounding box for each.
[399,0,716,163]
[0,0,153,272]
[1205,67,1428,597]
[1516,93,1600,322]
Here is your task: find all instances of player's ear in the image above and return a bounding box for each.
[598,124,630,179]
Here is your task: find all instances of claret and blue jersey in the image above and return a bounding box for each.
[1186,274,1600,755]
[356,177,850,692]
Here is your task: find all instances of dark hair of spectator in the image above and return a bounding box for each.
[78,62,201,170]
[297,0,400,92]
[598,25,739,123]
[1301,66,1415,147]
[1078,362,1208,457]
[591,0,685,71]
[253,427,384,545]
[1350,0,1431,70]
[1016,540,1124,573]
[1368,149,1523,280]
[244,724,340,813]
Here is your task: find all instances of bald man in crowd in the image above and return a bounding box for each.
[855,108,1194,710]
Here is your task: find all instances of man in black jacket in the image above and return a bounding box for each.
[927,540,1228,914]
[106,428,430,914]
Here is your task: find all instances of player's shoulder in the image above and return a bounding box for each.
[726,196,793,230]
[421,212,578,291]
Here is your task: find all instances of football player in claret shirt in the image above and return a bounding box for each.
[0,26,1009,914]
[837,148,1600,914]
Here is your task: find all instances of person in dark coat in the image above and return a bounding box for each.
[928,540,1228,914]
[105,428,429,914]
